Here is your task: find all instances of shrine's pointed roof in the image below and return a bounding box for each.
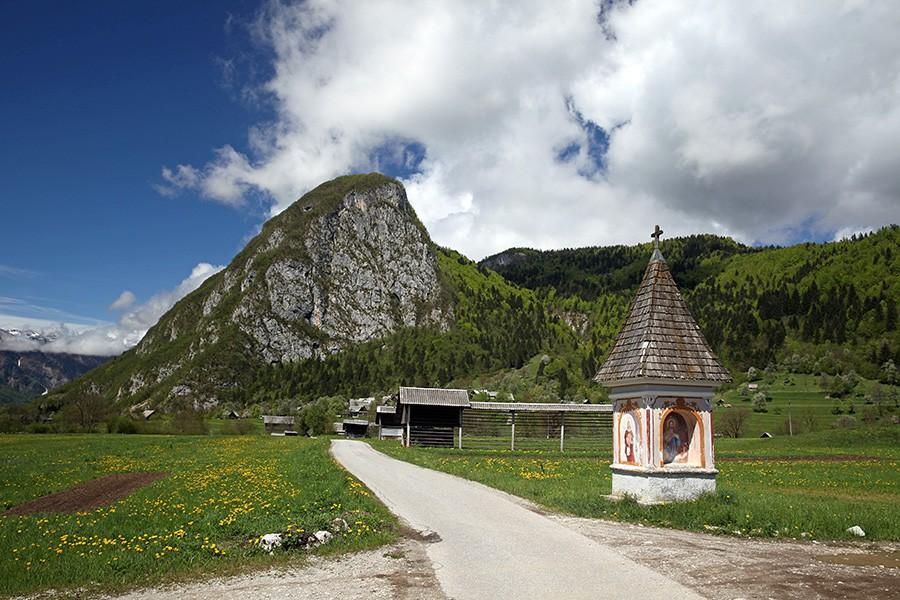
[594,228,731,385]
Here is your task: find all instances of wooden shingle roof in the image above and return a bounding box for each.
[594,245,731,385]
[399,387,470,407]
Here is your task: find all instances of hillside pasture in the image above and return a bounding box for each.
[0,435,395,598]
[371,427,900,542]
[715,373,898,437]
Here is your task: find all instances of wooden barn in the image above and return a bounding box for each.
[398,386,469,447]
[262,415,295,435]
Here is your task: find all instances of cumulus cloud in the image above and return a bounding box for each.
[108,290,136,312]
[0,263,224,356]
[161,0,900,257]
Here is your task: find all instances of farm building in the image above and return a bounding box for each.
[376,404,403,440]
[262,415,295,435]
[399,386,468,447]
[342,418,370,438]
[348,397,374,417]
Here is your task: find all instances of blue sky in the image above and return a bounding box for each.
[0,1,272,325]
[1,1,898,355]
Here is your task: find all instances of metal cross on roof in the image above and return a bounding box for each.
[651,224,664,249]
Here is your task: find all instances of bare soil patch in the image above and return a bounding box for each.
[3,472,166,516]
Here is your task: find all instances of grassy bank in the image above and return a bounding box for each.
[371,427,900,542]
[0,435,395,598]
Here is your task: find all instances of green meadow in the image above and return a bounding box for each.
[714,373,898,437]
[0,435,396,598]
[372,426,900,542]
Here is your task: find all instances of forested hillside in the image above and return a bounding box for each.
[231,249,577,407]
[482,226,900,384]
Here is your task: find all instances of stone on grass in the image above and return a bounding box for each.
[846,525,866,537]
[314,530,333,544]
[331,517,350,532]
[260,533,283,552]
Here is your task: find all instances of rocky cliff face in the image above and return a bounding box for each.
[75,174,453,410]
[0,350,110,402]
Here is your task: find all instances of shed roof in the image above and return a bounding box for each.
[594,235,731,385]
[262,415,295,425]
[348,397,374,411]
[376,405,397,414]
[470,402,611,413]
[399,386,470,407]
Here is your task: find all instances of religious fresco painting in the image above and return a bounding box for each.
[618,411,641,465]
[662,411,692,465]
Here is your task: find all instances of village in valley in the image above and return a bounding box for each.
[2,2,900,599]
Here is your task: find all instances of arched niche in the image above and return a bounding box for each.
[660,409,704,467]
[616,409,642,466]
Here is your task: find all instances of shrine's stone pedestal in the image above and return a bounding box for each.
[610,465,717,504]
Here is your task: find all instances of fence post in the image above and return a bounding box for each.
[458,425,463,449]
[560,412,565,452]
[511,411,516,451]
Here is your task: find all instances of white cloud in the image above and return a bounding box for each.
[108,290,136,312]
[161,0,900,257]
[0,263,224,356]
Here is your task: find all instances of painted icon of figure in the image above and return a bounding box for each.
[623,423,635,463]
[663,413,689,464]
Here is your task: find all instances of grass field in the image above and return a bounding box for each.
[715,373,898,437]
[372,426,900,542]
[0,435,396,598]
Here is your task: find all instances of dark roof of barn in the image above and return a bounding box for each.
[593,247,731,385]
[399,387,470,407]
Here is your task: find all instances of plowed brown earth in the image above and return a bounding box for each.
[3,472,166,516]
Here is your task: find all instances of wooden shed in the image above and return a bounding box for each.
[262,415,295,435]
[398,386,469,447]
[376,404,403,440]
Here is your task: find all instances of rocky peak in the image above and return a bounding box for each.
[84,174,453,408]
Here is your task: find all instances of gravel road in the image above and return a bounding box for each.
[331,439,703,600]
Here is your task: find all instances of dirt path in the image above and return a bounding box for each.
[549,514,899,599]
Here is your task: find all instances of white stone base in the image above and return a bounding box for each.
[610,465,717,503]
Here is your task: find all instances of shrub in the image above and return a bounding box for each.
[223,419,255,435]
[835,415,857,428]
[171,408,209,435]
[752,393,768,413]
[107,416,138,434]
[718,409,750,438]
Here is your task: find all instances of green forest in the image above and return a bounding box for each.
[227,226,900,411]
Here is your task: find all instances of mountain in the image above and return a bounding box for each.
[480,227,900,381]
[52,172,899,414]
[0,347,110,404]
[56,174,562,411]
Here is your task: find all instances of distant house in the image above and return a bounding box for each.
[348,397,374,417]
[398,386,469,447]
[760,431,773,438]
[224,409,240,420]
[342,418,370,438]
[747,383,759,392]
[141,409,156,420]
[262,415,295,435]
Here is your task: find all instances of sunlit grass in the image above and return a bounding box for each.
[371,427,900,542]
[0,435,395,598]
